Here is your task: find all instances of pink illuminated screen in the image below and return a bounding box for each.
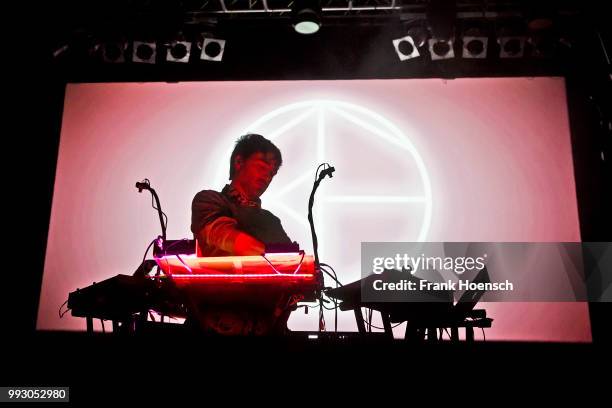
[38,78,590,342]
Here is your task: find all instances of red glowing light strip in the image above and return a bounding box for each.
[169,273,314,279]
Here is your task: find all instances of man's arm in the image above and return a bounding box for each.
[196,216,265,256]
[191,190,264,256]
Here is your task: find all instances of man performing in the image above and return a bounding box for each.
[189,133,295,335]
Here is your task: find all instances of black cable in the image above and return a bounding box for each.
[320,263,342,286]
[481,327,486,341]
[318,297,325,331]
[320,263,343,332]
[320,270,340,318]
[314,163,328,183]
[137,178,167,241]
[318,295,336,313]
[262,250,305,275]
[308,162,334,273]
[361,318,404,331]
[320,269,342,288]
[309,163,336,332]
[301,301,333,311]
[334,298,338,332]
[58,300,69,319]
[440,328,455,341]
[100,319,105,333]
[320,289,338,329]
[320,262,339,279]
[142,239,156,264]
[142,179,168,233]
[362,307,404,330]
[303,303,321,309]
[163,238,192,251]
[321,289,340,330]
[318,266,341,331]
[150,193,168,232]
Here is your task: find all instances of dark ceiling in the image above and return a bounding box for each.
[13,0,606,84]
[40,1,607,48]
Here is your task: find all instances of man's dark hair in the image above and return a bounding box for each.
[229,133,283,179]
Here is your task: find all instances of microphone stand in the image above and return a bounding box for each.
[133,180,166,330]
[308,165,335,331]
[136,180,166,242]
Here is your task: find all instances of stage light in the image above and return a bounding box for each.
[528,34,555,58]
[52,31,95,61]
[498,36,526,58]
[428,38,454,60]
[133,41,156,64]
[166,41,192,63]
[406,26,429,49]
[462,37,488,58]
[52,44,70,59]
[526,17,556,58]
[200,37,225,62]
[392,36,420,61]
[101,40,127,63]
[462,27,488,59]
[292,0,322,35]
[496,20,527,58]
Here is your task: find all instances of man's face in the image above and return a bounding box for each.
[233,152,278,199]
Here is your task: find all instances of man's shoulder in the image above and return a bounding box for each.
[260,208,281,221]
[192,189,228,205]
[194,189,222,198]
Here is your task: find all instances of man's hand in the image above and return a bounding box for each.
[233,232,265,256]
[199,216,265,255]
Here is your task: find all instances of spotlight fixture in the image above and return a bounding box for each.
[166,41,192,63]
[406,25,429,48]
[101,40,127,63]
[462,36,488,58]
[200,37,225,61]
[52,31,92,60]
[52,44,70,59]
[461,24,488,58]
[498,36,526,58]
[428,38,455,60]
[392,36,420,61]
[292,0,322,35]
[527,34,555,58]
[133,41,156,64]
